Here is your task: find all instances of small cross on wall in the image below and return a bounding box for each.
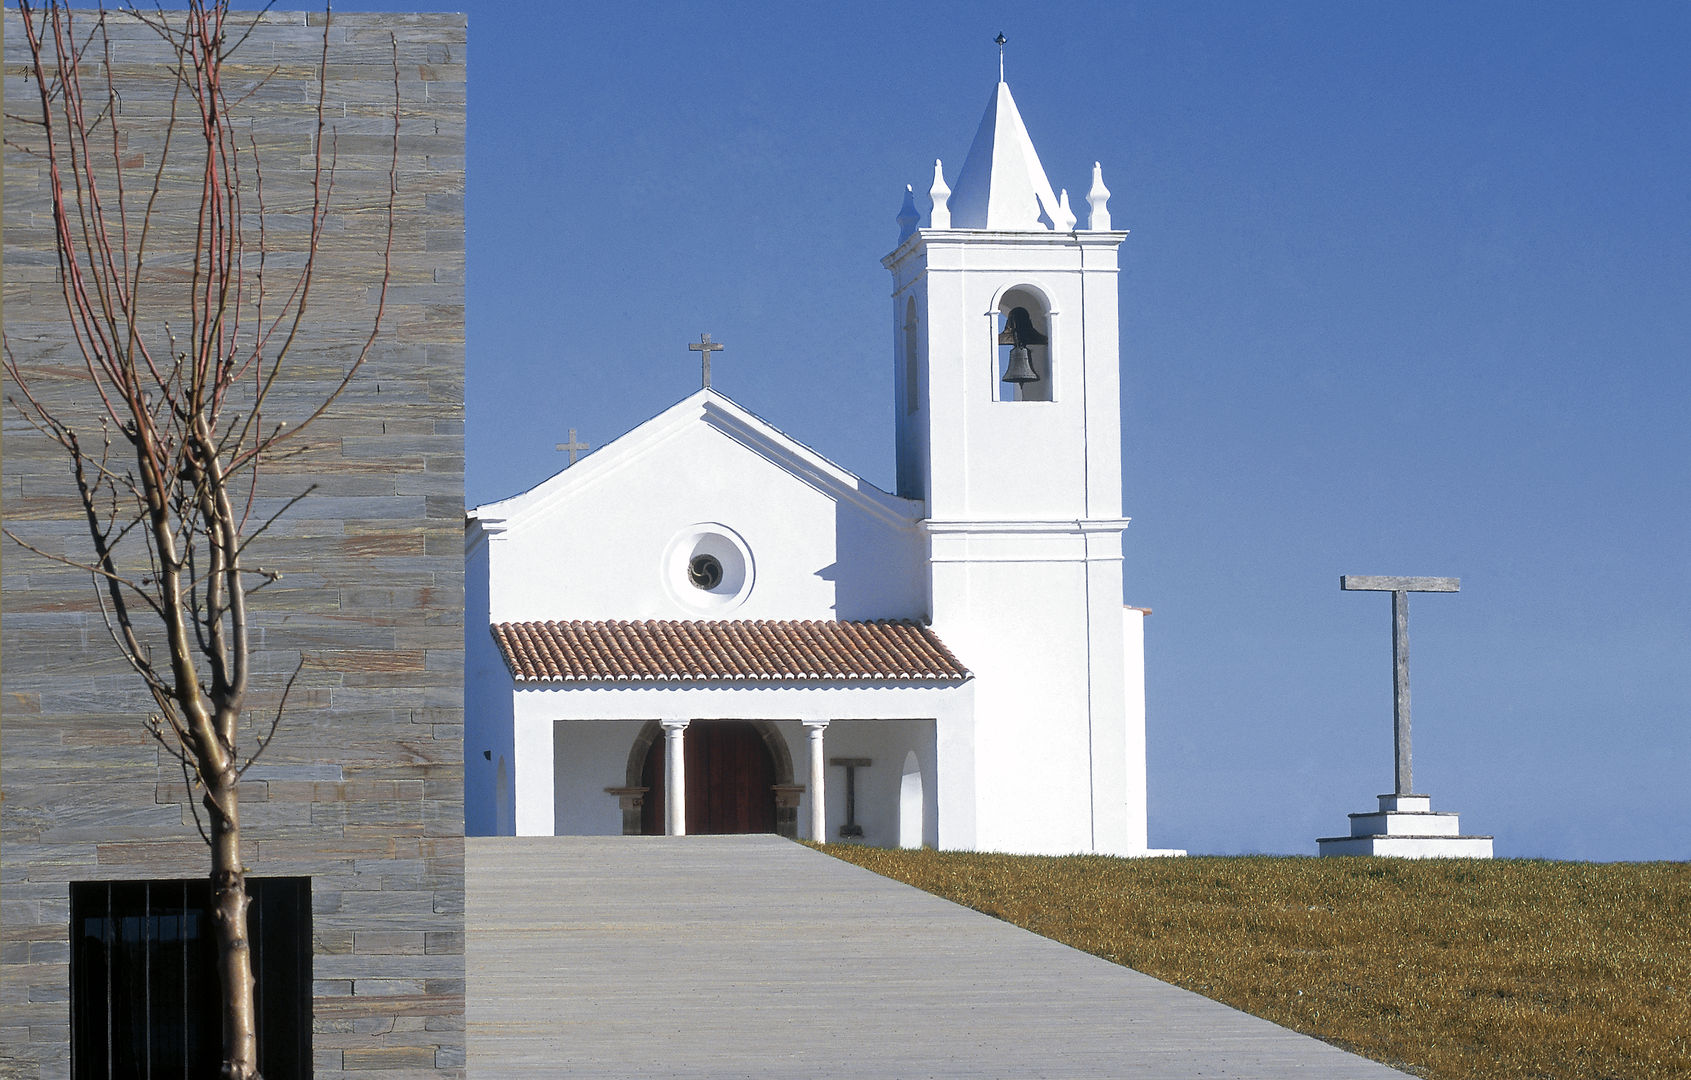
[555,428,590,465]
[688,333,724,390]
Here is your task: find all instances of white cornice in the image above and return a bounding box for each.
[923,518,1131,535]
[884,228,1129,269]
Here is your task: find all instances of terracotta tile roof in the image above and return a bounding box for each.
[490,619,969,684]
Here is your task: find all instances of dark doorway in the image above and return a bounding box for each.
[641,720,777,835]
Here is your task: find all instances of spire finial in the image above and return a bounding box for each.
[929,159,952,229]
[1054,188,1076,232]
[995,32,1007,82]
[1086,161,1112,230]
[897,184,920,242]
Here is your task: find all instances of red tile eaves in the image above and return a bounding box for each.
[490,619,969,685]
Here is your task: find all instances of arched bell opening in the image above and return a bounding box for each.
[995,287,1053,402]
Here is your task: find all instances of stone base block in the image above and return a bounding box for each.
[1318,793,1492,858]
[1316,833,1494,858]
[1346,810,1461,837]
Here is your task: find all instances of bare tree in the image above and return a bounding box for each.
[3,3,397,1075]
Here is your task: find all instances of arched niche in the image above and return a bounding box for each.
[898,750,924,849]
[993,285,1055,402]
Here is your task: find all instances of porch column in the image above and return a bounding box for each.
[660,719,690,836]
[802,720,829,842]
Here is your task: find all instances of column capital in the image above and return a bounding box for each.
[659,718,691,733]
[801,719,831,732]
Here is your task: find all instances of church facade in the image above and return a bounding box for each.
[466,78,1168,856]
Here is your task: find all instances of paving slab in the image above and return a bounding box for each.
[467,835,1413,1078]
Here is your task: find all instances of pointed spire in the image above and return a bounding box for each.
[1086,161,1112,231]
[946,81,1063,230]
[1054,188,1076,232]
[928,159,952,229]
[896,184,920,243]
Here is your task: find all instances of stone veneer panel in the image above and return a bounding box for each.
[2,11,466,1078]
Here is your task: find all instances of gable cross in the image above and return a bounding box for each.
[1340,574,1460,796]
[688,333,724,390]
[555,428,590,465]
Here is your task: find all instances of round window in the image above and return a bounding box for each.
[662,523,754,612]
[688,554,724,590]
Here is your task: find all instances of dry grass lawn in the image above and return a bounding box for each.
[818,847,1690,1079]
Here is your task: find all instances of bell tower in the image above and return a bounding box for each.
[884,77,1149,855]
[886,79,1125,521]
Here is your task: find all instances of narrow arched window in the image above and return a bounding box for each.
[903,297,921,415]
[996,289,1053,402]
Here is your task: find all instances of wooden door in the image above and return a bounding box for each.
[641,721,777,835]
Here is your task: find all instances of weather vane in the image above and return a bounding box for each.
[996,32,1007,82]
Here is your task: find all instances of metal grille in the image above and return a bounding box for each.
[69,878,311,1080]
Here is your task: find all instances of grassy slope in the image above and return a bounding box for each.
[818,847,1691,1080]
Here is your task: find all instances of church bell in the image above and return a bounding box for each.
[1001,344,1038,384]
[998,306,1047,385]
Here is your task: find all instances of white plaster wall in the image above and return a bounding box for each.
[512,699,556,836]
[552,720,646,835]
[476,396,926,624]
[934,556,1097,854]
[1081,537,1132,853]
[925,524,1142,855]
[464,531,516,835]
[1120,607,1150,853]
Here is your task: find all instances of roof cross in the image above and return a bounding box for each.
[1340,575,1460,796]
[554,428,590,465]
[687,333,724,390]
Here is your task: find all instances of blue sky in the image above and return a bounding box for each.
[337,1,1688,859]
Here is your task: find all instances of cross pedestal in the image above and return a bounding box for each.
[1317,575,1492,858]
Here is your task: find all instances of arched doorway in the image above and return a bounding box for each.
[639,721,778,835]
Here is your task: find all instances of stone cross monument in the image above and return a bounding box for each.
[1318,573,1492,858]
[1338,574,1459,795]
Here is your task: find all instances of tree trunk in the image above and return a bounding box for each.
[206,769,261,1080]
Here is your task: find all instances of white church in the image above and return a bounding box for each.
[465,77,1176,856]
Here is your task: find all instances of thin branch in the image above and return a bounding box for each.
[238,653,303,777]
[177,750,214,847]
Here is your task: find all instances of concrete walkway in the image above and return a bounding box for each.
[467,835,1413,1078]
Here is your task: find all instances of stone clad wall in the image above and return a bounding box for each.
[2,11,466,1077]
